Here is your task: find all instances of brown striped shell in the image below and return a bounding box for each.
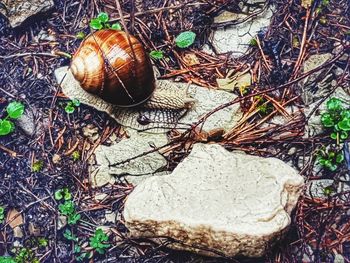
[71,29,155,107]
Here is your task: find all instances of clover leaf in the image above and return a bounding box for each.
[97,12,109,23]
[149,50,164,60]
[111,23,122,30]
[321,113,334,127]
[6,101,24,119]
[0,120,14,136]
[175,31,196,48]
[90,18,103,30]
[338,119,350,131]
[326,98,342,111]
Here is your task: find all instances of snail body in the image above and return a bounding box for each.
[71,29,195,110]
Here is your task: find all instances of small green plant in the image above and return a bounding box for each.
[175,31,196,48]
[14,248,39,263]
[63,229,78,242]
[0,101,24,136]
[255,95,273,115]
[0,206,4,224]
[65,99,80,114]
[71,150,80,161]
[74,245,91,261]
[37,237,48,248]
[76,32,86,39]
[149,50,164,60]
[321,98,350,142]
[317,148,344,171]
[58,200,81,225]
[90,12,122,30]
[62,228,91,261]
[323,186,335,196]
[31,160,44,173]
[249,38,258,46]
[55,188,72,201]
[89,229,110,254]
[0,256,15,263]
[292,36,300,48]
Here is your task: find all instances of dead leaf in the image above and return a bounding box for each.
[183,53,200,66]
[301,0,312,9]
[6,209,23,229]
[217,72,251,92]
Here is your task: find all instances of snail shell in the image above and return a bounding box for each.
[71,29,155,107]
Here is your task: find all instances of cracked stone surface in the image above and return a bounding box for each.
[124,143,304,257]
[300,53,334,106]
[55,66,242,133]
[203,6,273,56]
[0,0,54,28]
[90,129,168,187]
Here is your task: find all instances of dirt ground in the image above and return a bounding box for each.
[0,0,350,262]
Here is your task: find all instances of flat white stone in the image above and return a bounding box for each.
[204,7,273,56]
[90,129,168,187]
[0,0,54,28]
[54,67,242,133]
[124,143,304,257]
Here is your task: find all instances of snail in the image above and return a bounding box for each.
[70,29,195,111]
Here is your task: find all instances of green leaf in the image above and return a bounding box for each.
[338,119,350,131]
[249,38,258,46]
[0,119,14,136]
[54,190,63,200]
[0,256,16,263]
[65,105,75,114]
[72,99,80,107]
[97,12,109,23]
[58,201,75,215]
[330,132,338,140]
[90,18,103,30]
[321,113,334,127]
[63,188,72,200]
[74,245,81,254]
[38,238,48,247]
[63,229,78,242]
[341,110,350,119]
[336,153,344,163]
[111,23,122,30]
[175,31,196,48]
[32,160,44,172]
[340,131,348,140]
[149,50,164,60]
[76,32,86,39]
[323,186,334,196]
[6,101,24,119]
[89,228,110,254]
[328,163,338,171]
[326,98,342,111]
[72,151,80,161]
[68,213,81,225]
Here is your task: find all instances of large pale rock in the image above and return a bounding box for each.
[204,6,273,56]
[55,67,242,133]
[90,129,168,187]
[0,0,54,28]
[124,143,304,257]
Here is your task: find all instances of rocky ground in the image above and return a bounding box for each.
[0,0,350,262]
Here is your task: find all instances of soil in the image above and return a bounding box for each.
[0,0,350,262]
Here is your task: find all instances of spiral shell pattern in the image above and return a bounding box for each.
[71,29,155,107]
